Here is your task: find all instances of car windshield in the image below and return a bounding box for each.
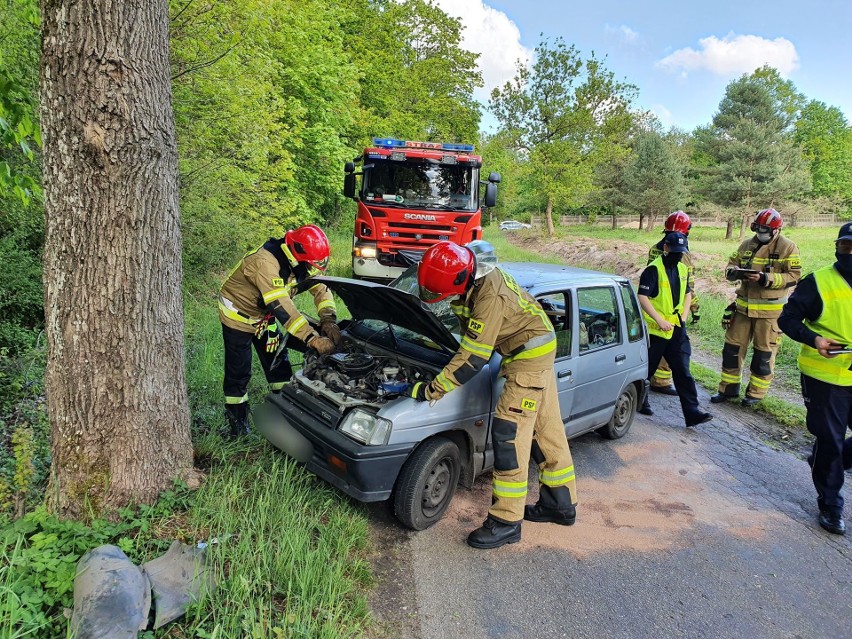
[388,265,461,336]
[362,159,477,211]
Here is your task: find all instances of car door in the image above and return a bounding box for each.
[569,283,629,434]
[534,291,575,425]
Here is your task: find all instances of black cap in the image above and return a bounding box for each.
[663,231,689,253]
[837,222,852,242]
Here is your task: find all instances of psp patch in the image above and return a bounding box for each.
[272,278,285,287]
[521,398,537,411]
[468,319,485,334]
[789,257,801,268]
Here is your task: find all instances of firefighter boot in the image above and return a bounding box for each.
[467,516,521,549]
[524,503,576,526]
[225,403,250,439]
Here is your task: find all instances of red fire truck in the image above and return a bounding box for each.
[343,137,500,281]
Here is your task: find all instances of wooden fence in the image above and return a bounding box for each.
[529,213,842,228]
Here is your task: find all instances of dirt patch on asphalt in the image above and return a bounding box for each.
[429,438,781,559]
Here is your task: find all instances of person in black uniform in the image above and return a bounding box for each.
[778,222,852,535]
[637,232,713,427]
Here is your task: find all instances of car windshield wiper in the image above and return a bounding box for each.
[422,203,456,210]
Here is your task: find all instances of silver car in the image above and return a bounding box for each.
[257,263,649,530]
[499,220,531,231]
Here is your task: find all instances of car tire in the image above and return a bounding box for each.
[393,437,461,531]
[597,384,637,440]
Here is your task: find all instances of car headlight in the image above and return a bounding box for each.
[338,409,392,446]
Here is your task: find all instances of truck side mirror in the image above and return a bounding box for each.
[343,172,357,199]
[488,172,501,184]
[344,161,355,173]
[483,182,497,208]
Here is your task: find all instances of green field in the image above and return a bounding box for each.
[482,223,842,426]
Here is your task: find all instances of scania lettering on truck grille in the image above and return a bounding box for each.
[344,137,499,282]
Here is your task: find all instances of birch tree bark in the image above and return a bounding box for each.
[40,0,193,518]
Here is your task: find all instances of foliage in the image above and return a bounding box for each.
[621,131,685,230]
[794,100,852,203]
[697,71,810,238]
[489,37,637,233]
[0,0,41,205]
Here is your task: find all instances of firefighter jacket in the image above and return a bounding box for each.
[218,238,336,343]
[641,257,688,340]
[726,234,801,319]
[418,267,556,400]
[795,266,852,386]
[648,238,699,313]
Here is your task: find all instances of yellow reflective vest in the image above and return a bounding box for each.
[642,257,687,340]
[797,266,852,386]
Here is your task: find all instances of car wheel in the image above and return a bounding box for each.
[393,437,461,530]
[597,384,637,440]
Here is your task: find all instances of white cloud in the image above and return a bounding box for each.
[605,23,639,45]
[650,104,674,127]
[432,0,532,97]
[657,33,799,78]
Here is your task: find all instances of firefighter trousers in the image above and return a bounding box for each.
[222,323,293,405]
[802,374,852,515]
[652,358,673,388]
[717,313,782,400]
[489,367,577,524]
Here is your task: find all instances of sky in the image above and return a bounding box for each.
[431,0,852,133]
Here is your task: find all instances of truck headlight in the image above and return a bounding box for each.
[339,409,392,445]
[353,242,378,259]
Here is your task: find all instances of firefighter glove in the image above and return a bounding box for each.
[410,381,431,402]
[255,313,273,339]
[265,322,281,353]
[721,302,736,330]
[757,272,768,287]
[320,317,342,346]
[308,335,335,355]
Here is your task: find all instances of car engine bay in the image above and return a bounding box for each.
[296,339,436,408]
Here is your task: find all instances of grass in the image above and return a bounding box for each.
[490,222,841,429]
[0,225,376,639]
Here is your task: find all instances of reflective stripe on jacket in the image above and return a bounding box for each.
[642,257,687,340]
[426,267,556,400]
[797,266,852,386]
[727,234,801,319]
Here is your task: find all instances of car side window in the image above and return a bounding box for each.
[536,292,571,359]
[577,286,621,352]
[619,281,644,342]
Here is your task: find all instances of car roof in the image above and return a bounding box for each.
[500,262,629,290]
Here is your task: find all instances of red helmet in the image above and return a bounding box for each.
[664,211,692,234]
[751,208,783,232]
[417,241,475,304]
[284,224,330,270]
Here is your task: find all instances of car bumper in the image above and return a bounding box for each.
[257,393,415,502]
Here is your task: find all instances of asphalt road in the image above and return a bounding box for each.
[368,389,852,639]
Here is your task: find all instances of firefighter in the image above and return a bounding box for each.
[711,209,802,406]
[413,241,577,549]
[218,225,339,438]
[647,211,700,396]
[778,222,852,535]
[637,232,713,426]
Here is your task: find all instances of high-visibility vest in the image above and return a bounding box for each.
[797,266,852,386]
[642,258,687,340]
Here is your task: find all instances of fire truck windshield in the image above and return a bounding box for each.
[362,159,477,211]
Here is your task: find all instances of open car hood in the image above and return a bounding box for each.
[297,276,459,352]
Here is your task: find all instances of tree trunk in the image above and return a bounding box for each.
[638,213,644,230]
[647,212,656,233]
[738,212,749,242]
[725,217,734,240]
[544,194,555,236]
[41,0,193,518]
[611,213,616,230]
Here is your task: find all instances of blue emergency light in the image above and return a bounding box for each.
[372,138,475,153]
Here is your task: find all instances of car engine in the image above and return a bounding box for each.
[300,346,434,404]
